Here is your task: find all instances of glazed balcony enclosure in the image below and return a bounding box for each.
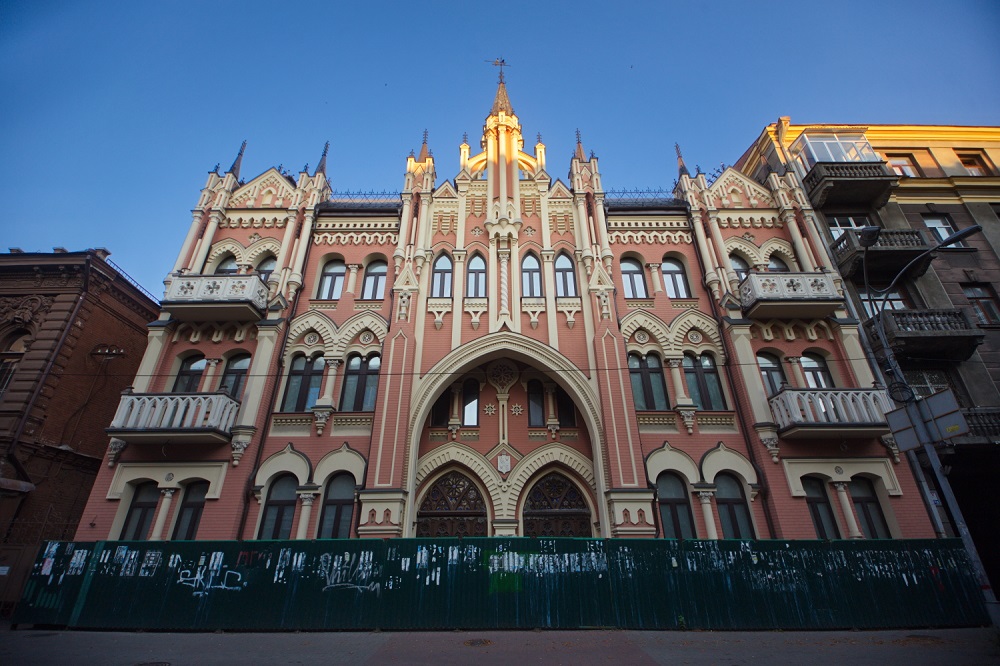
[106,389,240,445]
[161,273,269,322]
[833,229,935,280]
[789,132,898,209]
[864,308,984,362]
[739,272,842,319]
[768,387,892,439]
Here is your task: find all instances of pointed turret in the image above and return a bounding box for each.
[227,140,247,179]
[315,141,329,176]
[490,72,515,116]
[675,143,690,177]
[574,129,586,160]
[417,130,430,161]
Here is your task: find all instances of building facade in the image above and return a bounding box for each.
[75,81,940,549]
[0,248,159,614]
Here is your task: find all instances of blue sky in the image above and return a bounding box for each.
[2,0,998,296]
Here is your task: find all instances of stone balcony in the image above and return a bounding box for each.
[865,308,984,362]
[832,229,935,280]
[768,387,892,439]
[739,272,843,319]
[106,390,240,445]
[802,161,898,209]
[161,274,269,322]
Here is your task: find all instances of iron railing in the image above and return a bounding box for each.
[604,189,686,209]
[327,191,401,209]
[961,407,1000,439]
[768,388,891,430]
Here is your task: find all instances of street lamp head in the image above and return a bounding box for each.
[858,226,882,248]
[936,224,982,249]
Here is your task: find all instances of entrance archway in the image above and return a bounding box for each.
[522,471,592,537]
[416,470,488,537]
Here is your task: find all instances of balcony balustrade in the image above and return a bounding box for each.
[833,229,934,279]
[768,387,892,439]
[739,272,842,319]
[958,407,1000,443]
[106,390,240,445]
[162,273,269,322]
[801,161,898,209]
[865,308,984,362]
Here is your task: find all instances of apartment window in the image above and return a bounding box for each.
[715,473,755,539]
[958,153,990,176]
[466,255,486,298]
[964,284,1000,325]
[0,332,29,400]
[903,369,955,400]
[120,482,160,540]
[215,256,239,275]
[258,474,298,540]
[801,353,834,388]
[527,380,545,426]
[555,253,577,297]
[757,353,786,396]
[850,477,890,539]
[340,354,380,412]
[521,253,542,297]
[318,260,346,300]
[282,354,325,412]
[767,256,790,272]
[789,132,878,173]
[255,256,277,284]
[886,155,920,177]
[803,477,839,540]
[430,391,451,427]
[431,254,452,298]
[729,255,750,282]
[219,353,251,399]
[462,378,479,426]
[857,285,910,318]
[922,215,963,246]
[662,258,690,298]
[173,355,207,393]
[318,474,355,539]
[656,472,695,539]
[684,352,726,410]
[556,386,576,427]
[360,261,387,300]
[628,352,669,411]
[172,481,209,541]
[827,215,871,240]
[621,258,648,299]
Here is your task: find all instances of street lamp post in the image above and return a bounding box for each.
[861,223,998,626]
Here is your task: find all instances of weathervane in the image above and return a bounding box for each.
[486,57,509,82]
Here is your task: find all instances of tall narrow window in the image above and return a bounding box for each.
[628,352,669,410]
[360,261,387,300]
[256,256,277,284]
[219,353,251,399]
[556,386,576,427]
[802,477,839,539]
[521,253,542,297]
[340,354,380,412]
[849,477,890,539]
[430,392,451,427]
[318,474,355,539]
[657,472,695,539]
[767,256,790,272]
[215,256,239,275]
[715,473,755,539]
[963,284,1000,325]
[120,482,160,540]
[319,260,347,300]
[467,255,486,298]
[555,253,577,297]
[801,353,834,388]
[258,474,298,540]
[172,480,209,541]
[662,258,690,298]
[0,332,29,400]
[431,254,453,298]
[729,255,750,282]
[621,258,647,299]
[282,354,325,412]
[173,355,207,393]
[922,215,963,246]
[684,353,726,410]
[462,378,479,426]
[757,353,786,396]
[527,379,545,427]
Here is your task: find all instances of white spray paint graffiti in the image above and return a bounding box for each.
[174,550,245,596]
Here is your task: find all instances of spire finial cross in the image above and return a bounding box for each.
[575,128,582,144]
[487,57,509,83]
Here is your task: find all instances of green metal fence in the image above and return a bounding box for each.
[13,538,988,630]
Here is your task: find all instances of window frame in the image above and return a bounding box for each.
[281,354,325,412]
[171,480,210,541]
[360,261,388,300]
[963,283,1000,325]
[431,254,453,298]
[661,258,690,298]
[462,377,479,426]
[684,352,726,410]
[554,253,577,298]
[120,481,160,541]
[521,253,543,298]
[801,353,834,389]
[318,260,347,300]
[802,476,840,540]
[620,258,648,299]
[729,254,750,282]
[715,473,755,539]
[215,256,239,275]
[886,154,921,177]
[849,477,891,540]
[826,214,872,241]
[527,379,545,427]
[656,472,695,539]
[922,215,964,247]
[317,473,356,540]
[219,353,252,399]
[628,352,669,411]
[258,474,298,540]
[255,256,277,284]
[466,254,487,298]
[339,353,381,412]
[0,331,29,400]
[173,354,207,393]
[757,352,786,397]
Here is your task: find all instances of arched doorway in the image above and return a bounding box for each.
[416,470,489,537]
[522,471,592,537]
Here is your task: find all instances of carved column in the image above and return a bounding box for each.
[296,493,317,539]
[697,491,718,539]
[201,358,221,392]
[647,263,663,294]
[782,211,815,272]
[149,489,175,541]
[346,264,361,296]
[833,481,863,539]
[668,358,691,404]
[785,356,804,387]
[544,382,560,439]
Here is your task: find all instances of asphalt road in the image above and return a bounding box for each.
[3,627,998,665]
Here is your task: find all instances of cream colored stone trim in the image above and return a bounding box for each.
[782,458,902,497]
[645,441,699,486]
[414,445,503,517]
[254,443,312,487]
[504,443,596,519]
[314,443,367,486]
[701,442,758,486]
[107,462,228,500]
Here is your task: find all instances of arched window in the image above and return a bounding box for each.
[850,477,890,539]
[319,260,347,300]
[360,261,387,300]
[662,258,690,298]
[430,391,451,427]
[657,472,695,539]
[318,473,355,539]
[767,255,790,272]
[416,470,488,537]
[757,353,786,396]
[215,256,239,275]
[684,352,725,410]
[803,477,839,540]
[556,386,576,427]
[521,253,542,298]
[219,353,251,399]
[281,354,325,412]
[172,480,209,540]
[466,254,486,298]
[340,354,380,412]
[621,258,647,299]
[523,472,592,537]
[256,256,277,283]
[729,255,750,282]
[120,482,159,540]
[173,355,206,393]
[0,331,29,400]
[527,379,545,426]
[628,352,668,410]
[462,378,479,426]
[802,353,834,388]
[431,254,453,298]
[258,474,298,540]
[715,473,754,539]
[555,253,577,297]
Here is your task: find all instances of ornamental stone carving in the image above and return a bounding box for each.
[0,295,53,326]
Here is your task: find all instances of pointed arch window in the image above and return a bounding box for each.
[431,254,453,298]
[258,474,298,540]
[803,477,839,540]
[521,253,542,298]
[621,258,648,299]
[850,477,890,539]
[662,258,690,298]
[466,254,486,298]
[684,352,725,410]
[715,473,755,539]
[172,480,209,541]
[767,255,790,272]
[757,353,786,397]
[120,482,160,540]
[220,353,251,399]
[656,472,695,539]
[416,470,488,537]
[318,473,355,539]
[628,352,668,410]
[522,472,592,537]
[730,255,750,282]
[215,256,239,275]
[340,353,380,412]
[360,261,387,300]
[319,260,347,300]
[462,378,479,426]
[173,355,207,393]
[802,353,834,388]
[527,379,545,426]
[281,354,325,412]
[555,253,577,297]
[256,256,277,283]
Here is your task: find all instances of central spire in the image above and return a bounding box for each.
[488,58,514,116]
